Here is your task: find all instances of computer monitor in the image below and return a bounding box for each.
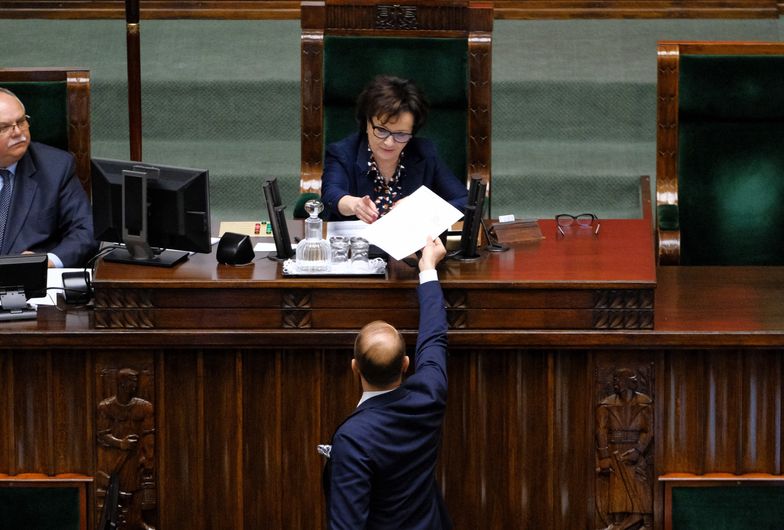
[91,158,211,267]
[0,253,47,321]
[263,178,294,261]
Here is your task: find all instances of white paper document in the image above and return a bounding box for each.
[363,186,463,260]
[326,220,369,240]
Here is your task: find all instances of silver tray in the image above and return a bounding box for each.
[281,258,387,276]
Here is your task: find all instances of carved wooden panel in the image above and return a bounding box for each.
[593,289,654,329]
[93,355,156,530]
[595,362,655,530]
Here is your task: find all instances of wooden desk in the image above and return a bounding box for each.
[91,217,656,330]
[5,265,784,530]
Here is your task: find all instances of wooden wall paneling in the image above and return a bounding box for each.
[439,349,481,529]
[660,350,705,474]
[202,351,244,529]
[51,350,94,474]
[702,350,742,471]
[280,349,323,528]
[740,350,782,474]
[13,350,53,473]
[494,350,550,528]
[0,351,14,474]
[554,349,592,530]
[157,350,202,528]
[242,350,283,528]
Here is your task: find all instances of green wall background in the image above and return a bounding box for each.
[1,18,781,225]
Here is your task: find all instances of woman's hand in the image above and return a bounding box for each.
[340,195,379,223]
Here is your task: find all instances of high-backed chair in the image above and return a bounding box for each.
[656,42,784,265]
[0,68,91,198]
[300,0,493,207]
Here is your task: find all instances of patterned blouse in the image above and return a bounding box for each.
[367,149,405,217]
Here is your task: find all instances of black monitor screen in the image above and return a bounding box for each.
[91,158,211,267]
[0,254,47,300]
[0,253,47,321]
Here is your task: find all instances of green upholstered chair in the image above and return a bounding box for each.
[300,0,493,208]
[0,68,91,198]
[656,42,784,265]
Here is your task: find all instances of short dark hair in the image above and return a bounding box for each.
[355,75,429,134]
[354,320,407,387]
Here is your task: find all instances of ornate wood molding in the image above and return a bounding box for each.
[593,290,654,329]
[0,1,778,19]
[656,43,681,265]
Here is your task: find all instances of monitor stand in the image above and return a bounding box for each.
[0,289,38,321]
[103,246,189,268]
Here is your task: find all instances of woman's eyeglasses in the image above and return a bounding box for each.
[371,124,413,144]
[555,213,600,237]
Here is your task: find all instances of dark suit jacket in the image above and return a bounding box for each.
[321,132,468,221]
[1,142,96,267]
[324,280,451,530]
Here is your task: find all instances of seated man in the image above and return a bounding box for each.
[0,87,96,267]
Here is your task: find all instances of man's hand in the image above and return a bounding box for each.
[419,237,446,272]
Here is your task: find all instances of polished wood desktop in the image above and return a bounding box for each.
[90,217,656,331]
[3,217,784,529]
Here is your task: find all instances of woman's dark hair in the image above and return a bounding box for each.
[355,75,429,134]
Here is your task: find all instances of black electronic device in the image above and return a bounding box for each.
[449,176,487,262]
[217,232,255,265]
[91,158,211,267]
[263,178,295,261]
[0,253,47,321]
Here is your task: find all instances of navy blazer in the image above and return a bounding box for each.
[321,132,468,221]
[1,142,96,267]
[324,280,451,530]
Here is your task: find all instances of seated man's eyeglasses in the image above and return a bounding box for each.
[555,213,600,237]
[371,124,413,144]
[0,115,31,137]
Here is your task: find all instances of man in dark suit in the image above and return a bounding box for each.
[324,236,451,529]
[0,88,95,267]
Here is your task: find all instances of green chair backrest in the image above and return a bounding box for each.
[323,36,468,180]
[671,485,784,529]
[677,55,784,265]
[0,486,81,530]
[0,81,69,152]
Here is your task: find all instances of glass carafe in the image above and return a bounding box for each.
[295,199,331,272]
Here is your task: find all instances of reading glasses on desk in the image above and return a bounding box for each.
[555,213,601,238]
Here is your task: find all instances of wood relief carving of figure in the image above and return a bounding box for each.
[97,368,156,530]
[596,368,653,530]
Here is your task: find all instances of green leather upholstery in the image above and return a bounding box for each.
[676,55,784,265]
[0,81,69,152]
[323,36,468,180]
[0,487,80,530]
[672,485,784,529]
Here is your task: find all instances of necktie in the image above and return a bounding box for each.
[0,168,12,251]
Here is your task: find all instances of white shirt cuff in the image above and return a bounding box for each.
[47,253,63,268]
[418,269,438,284]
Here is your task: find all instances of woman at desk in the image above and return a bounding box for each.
[321,75,468,223]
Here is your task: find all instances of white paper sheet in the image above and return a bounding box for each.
[326,220,369,239]
[362,186,463,260]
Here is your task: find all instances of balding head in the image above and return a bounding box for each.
[354,320,407,388]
